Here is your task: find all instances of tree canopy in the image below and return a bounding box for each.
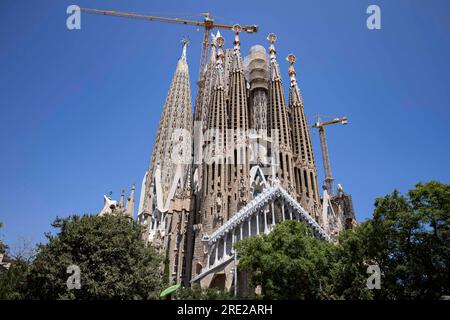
[235,220,335,299]
[24,214,164,299]
[236,181,450,300]
[1,181,448,300]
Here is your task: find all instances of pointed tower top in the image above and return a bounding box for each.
[286,53,297,85]
[215,31,225,63]
[287,53,296,65]
[215,30,224,48]
[232,24,242,51]
[267,33,277,62]
[125,184,135,219]
[286,53,303,105]
[180,37,189,60]
[211,32,217,47]
[119,189,125,207]
[209,33,217,64]
[267,32,277,43]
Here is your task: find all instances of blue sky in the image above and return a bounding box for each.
[1,0,449,247]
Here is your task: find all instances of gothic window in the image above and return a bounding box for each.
[310,171,316,200]
[304,170,309,197]
[212,163,215,190]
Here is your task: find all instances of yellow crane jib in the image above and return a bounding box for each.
[80,8,258,79]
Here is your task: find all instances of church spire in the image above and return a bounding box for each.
[228,26,250,216]
[125,184,135,219]
[119,189,125,207]
[267,33,295,191]
[268,33,277,62]
[215,31,225,67]
[194,33,217,124]
[141,37,193,218]
[202,30,228,229]
[287,53,321,222]
[140,38,194,286]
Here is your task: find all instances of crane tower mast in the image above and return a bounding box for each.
[312,115,347,196]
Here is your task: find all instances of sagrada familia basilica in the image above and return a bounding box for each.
[99,27,356,295]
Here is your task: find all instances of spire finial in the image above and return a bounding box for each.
[180,37,189,60]
[119,189,125,207]
[215,30,224,48]
[211,32,217,48]
[287,53,296,65]
[267,33,277,62]
[125,184,135,219]
[215,31,225,64]
[232,24,242,51]
[209,33,217,63]
[286,53,297,86]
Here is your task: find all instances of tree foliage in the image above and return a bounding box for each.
[0,258,29,299]
[235,220,336,299]
[236,181,450,300]
[25,214,164,299]
[1,181,448,300]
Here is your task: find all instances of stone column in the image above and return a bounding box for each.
[264,209,268,232]
[224,234,227,258]
[256,213,260,234]
[215,242,218,265]
[271,202,275,226]
[240,223,243,240]
[232,229,235,253]
[207,243,211,268]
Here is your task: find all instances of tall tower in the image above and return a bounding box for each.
[191,33,218,238]
[246,45,269,132]
[227,25,251,217]
[191,31,230,278]
[266,33,295,192]
[287,53,322,222]
[194,34,217,126]
[138,39,193,285]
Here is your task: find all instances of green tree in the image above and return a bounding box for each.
[235,181,449,300]
[0,222,30,300]
[26,214,164,299]
[334,181,450,300]
[235,220,336,299]
[0,258,30,299]
[330,223,378,299]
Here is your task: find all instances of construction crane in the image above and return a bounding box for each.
[311,115,348,196]
[80,8,258,79]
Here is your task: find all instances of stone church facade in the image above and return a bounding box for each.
[133,30,356,293]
